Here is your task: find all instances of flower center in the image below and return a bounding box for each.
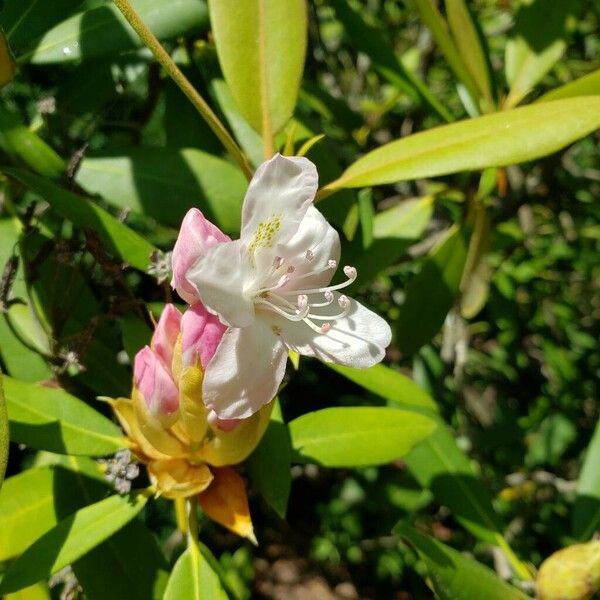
[252,251,357,334]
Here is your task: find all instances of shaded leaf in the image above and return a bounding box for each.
[247,400,291,518]
[4,376,125,456]
[323,96,600,190]
[0,491,149,594]
[208,0,307,137]
[395,226,468,356]
[75,147,246,232]
[394,523,530,599]
[20,0,209,64]
[0,375,7,491]
[3,167,156,272]
[289,407,436,468]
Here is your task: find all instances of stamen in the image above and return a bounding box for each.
[279,264,358,296]
[287,265,295,273]
[309,290,335,308]
[338,294,350,310]
[305,249,314,261]
[320,323,331,333]
[297,294,309,312]
[273,256,284,269]
[255,299,307,321]
[343,266,357,279]
[328,259,337,269]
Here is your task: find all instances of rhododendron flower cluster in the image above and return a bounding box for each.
[172,153,392,420]
[108,303,270,541]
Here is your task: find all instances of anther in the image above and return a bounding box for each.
[297,294,309,311]
[343,265,357,280]
[273,256,284,269]
[320,323,331,333]
[305,249,314,261]
[324,290,334,302]
[287,265,295,273]
[328,259,337,269]
[338,295,350,309]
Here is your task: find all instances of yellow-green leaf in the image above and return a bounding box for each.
[0,375,8,491]
[537,68,600,103]
[323,96,600,190]
[208,0,307,139]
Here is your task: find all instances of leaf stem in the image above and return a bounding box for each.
[187,498,200,549]
[112,0,253,181]
[497,536,533,581]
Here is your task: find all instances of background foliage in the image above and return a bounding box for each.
[0,0,599,598]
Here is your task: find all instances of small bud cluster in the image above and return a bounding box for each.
[99,449,139,494]
[148,250,173,284]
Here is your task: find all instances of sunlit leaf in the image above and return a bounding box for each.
[289,407,436,467]
[208,0,307,138]
[163,547,228,600]
[537,68,600,102]
[573,419,600,540]
[322,96,600,191]
[4,376,126,456]
[0,491,149,595]
[394,523,530,599]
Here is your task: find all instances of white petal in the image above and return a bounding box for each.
[203,321,288,419]
[186,240,254,328]
[241,154,318,263]
[274,294,392,368]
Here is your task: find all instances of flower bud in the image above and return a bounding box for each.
[181,303,227,368]
[171,208,230,305]
[134,346,179,419]
[151,304,181,372]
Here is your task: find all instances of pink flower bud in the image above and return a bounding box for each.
[181,303,227,368]
[171,208,230,305]
[207,409,241,432]
[134,346,179,418]
[151,304,181,372]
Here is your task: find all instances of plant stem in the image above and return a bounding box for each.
[187,498,200,549]
[112,0,253,181]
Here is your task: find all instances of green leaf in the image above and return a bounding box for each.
[75,147,246,232]
[3,376,126,456]
[323,96,600,190]
[394,523,530,600]
[4,583,51,600]
[247,400,291,518]
[395,226,468,356]
[412,0,480,102]
[163,546,228,600]
[505,0,581,108]
[328,0,452,121]
[19,0,209,64]
[289,407,436,467]
[0,105,65,179]
[0,375,7,491]
[326,363,438,413]
[525,414,577,468]
[0,490,149,594]
[0,461,104,561]
[537,68,600,103]
[445,0,493,106]
[573,418,600,540]
[2,167,156,272]
[208,0,307,137]
[1,0,82,51]
[404,422,504,545]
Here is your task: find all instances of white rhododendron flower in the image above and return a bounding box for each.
[172,153,392,419]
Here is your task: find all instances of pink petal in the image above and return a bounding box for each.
[171,208,230,305]
[134,346,179,418]
[181,303,227,368]
[151,304,182,372]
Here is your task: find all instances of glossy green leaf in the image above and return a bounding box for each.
[4,583,51,600]
[445,0,493,106]
[3,376,125,456]
[342,195,434,288]
[0,375,7,491]
[1,0,82,52]
[537,68,600,103]
[0,106,65,179]
[3,167,156,271]
[404,422,504,545]
[208,0,307,137]
[412,0,480,102]
[323,96,600,190]
[394,524,530,600]
[163,546,228,600]
[326,364,438,413]
[0,490,149,594]
[573,418,600,540]
[505,0,581,108]
[75,148,246,232]
[0,461,104,561]
[289,407,436,467]
[395,226,468,356]
[247,400,291,518]
[328,0,451,121]
[20,0,209,64]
